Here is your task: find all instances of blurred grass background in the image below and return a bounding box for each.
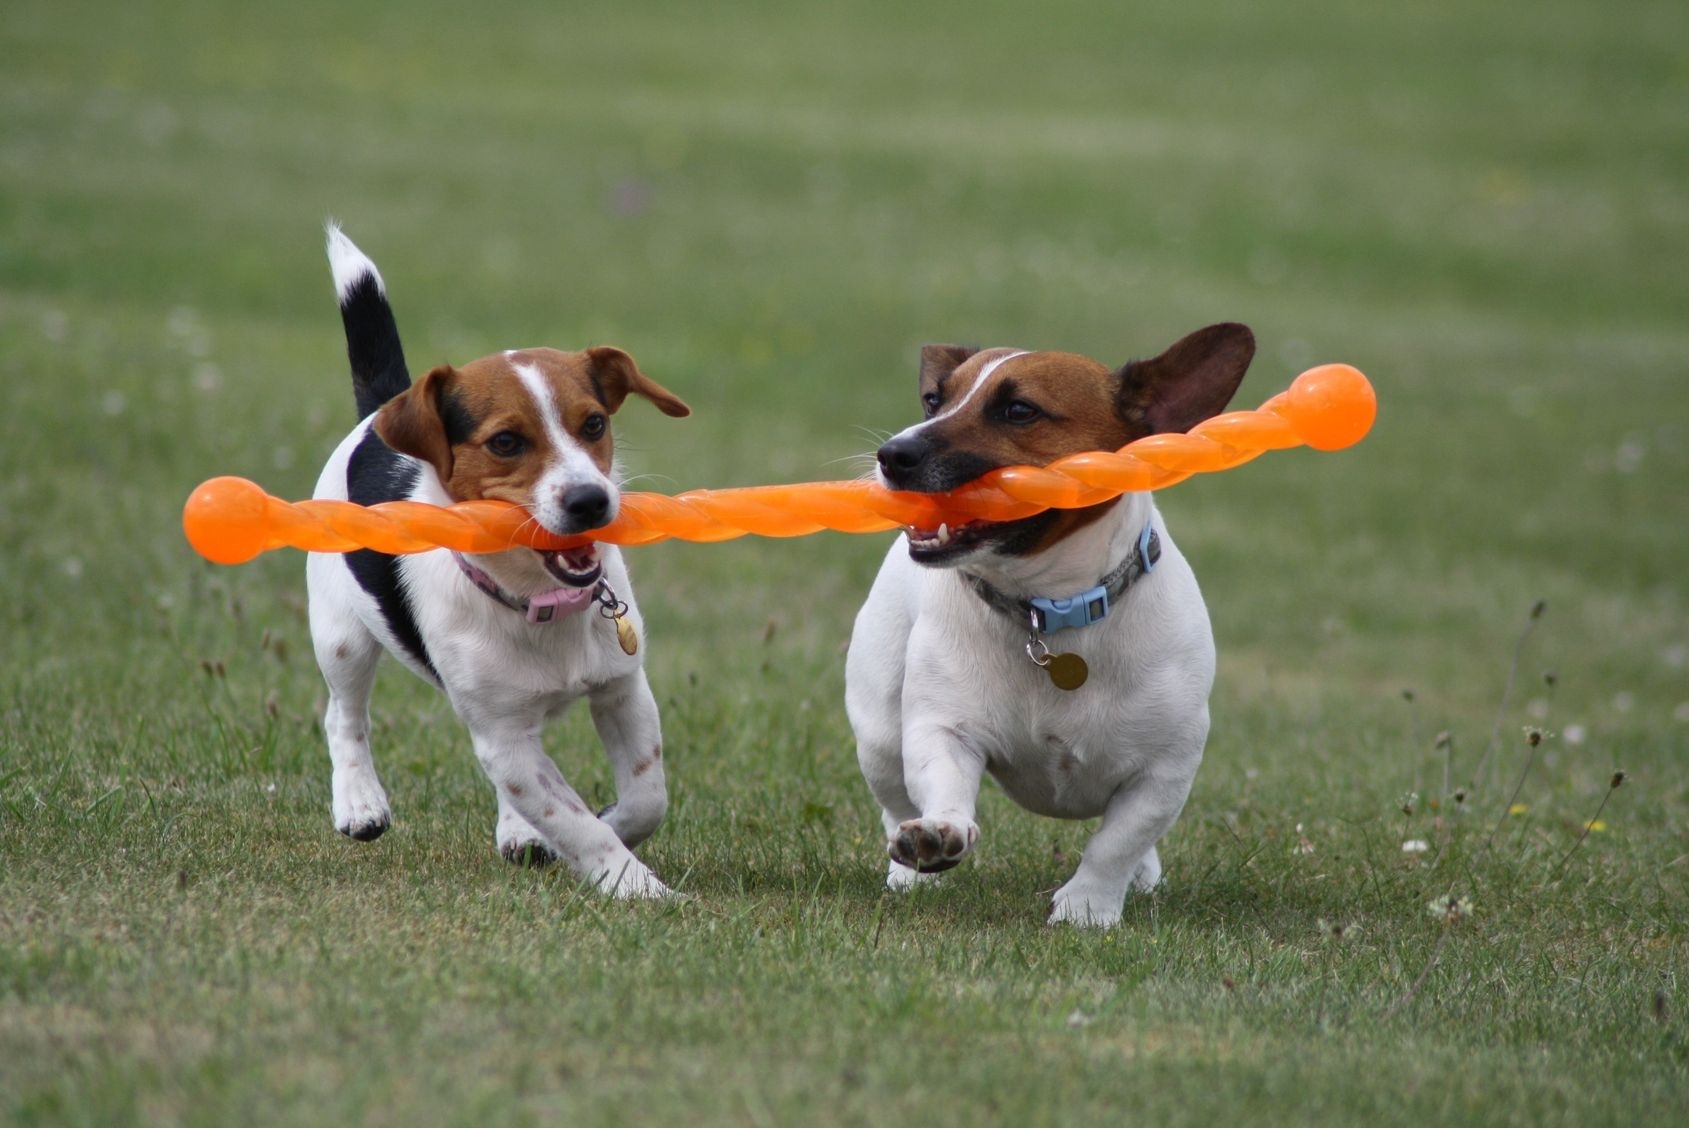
[2,0,1686,1123]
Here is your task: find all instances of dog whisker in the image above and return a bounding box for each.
[827,451,884,482]
[617,472,680,491]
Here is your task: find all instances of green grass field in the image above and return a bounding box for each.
[3,0,1687,1122]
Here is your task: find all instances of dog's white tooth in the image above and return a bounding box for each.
[937,523,950,545]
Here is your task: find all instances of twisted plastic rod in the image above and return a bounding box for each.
[183,363,1374,565]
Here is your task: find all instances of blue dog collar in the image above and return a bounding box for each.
[1027,520,1159,632]
[967,519,1161,634]
[1029,587,1110,633]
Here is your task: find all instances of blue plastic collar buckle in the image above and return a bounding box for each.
[1029,585,1110,634]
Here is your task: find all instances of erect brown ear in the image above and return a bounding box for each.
[919,344,979,386]
[373,364,456,482]
[1116,323,1255,435]
[586,346,690,418]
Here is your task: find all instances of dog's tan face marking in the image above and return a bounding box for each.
[374,346,688,549]
[879,323,1255,564]
[919,348,1137,472]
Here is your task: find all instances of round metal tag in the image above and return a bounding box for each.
[1044,651,1089,691]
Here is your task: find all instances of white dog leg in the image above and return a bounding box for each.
[468,720,670,899]
[1049,768,1193,928]
[311,604,393,841]
[587,671,668,848]
[889,729,985,873]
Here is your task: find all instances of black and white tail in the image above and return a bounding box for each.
[325,223,411,420]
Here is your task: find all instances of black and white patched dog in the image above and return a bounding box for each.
[846,326,1253,925]
[307,225,689,897]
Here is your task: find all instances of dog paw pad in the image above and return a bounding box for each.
[499,839,560,868]
[888,818,978,872]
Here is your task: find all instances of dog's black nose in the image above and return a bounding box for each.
[561,485,611,530]
[877,435,929,480]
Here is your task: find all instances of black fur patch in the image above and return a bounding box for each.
[345,428,438,682]
[340,273,411,420]
[440,388,477,447]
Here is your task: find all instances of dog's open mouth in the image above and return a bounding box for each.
[539,544,603,588]
[904,520,992,563]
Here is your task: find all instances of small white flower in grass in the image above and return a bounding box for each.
[1292,823,1315,855]
[1402,839,1430,854]
[1066,1007,1092,1028]
[1563,723,1587,746]
[40,309,68,343]
[1613,436,1645,475]
[1426,894,1473,924]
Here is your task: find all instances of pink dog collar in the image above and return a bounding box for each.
[452,552,599,625]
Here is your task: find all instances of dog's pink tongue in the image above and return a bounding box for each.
[563,546,597,572]
[526,585,596,623]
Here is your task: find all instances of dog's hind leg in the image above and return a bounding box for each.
[309,593,393,842]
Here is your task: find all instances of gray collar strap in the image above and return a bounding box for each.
[964,520,1160,634]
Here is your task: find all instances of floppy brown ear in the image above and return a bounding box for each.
[1117,323,1255,435]
[919,344,979,386]
[373,365,456,482]
[586,346,690,418]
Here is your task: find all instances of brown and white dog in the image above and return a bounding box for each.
[306,226,689,897]
[845,324,1254,925]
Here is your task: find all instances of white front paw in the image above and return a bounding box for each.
[332,769,391,842]
[1048,879,1126,928]
[885,860,943,892]
[595,859,673,901]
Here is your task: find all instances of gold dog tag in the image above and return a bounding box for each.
[1045,652,1088,691]
[614,616,639,656]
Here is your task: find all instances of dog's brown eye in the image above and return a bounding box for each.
[921,392,941,418]
[1002,400,1042,425]
[486,431,526,457]
[580,413,608,441]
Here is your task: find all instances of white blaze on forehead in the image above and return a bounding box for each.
[509,360,616,500]
[894,350,1030,442]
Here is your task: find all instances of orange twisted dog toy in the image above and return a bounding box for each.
[183,363,1373,565]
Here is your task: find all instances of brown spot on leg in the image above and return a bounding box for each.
[506,782,524,797]
[542,806,556,818]
[632,759,653,777]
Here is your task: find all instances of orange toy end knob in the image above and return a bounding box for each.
[1281,364,1376,452]
[183,476,272,564]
